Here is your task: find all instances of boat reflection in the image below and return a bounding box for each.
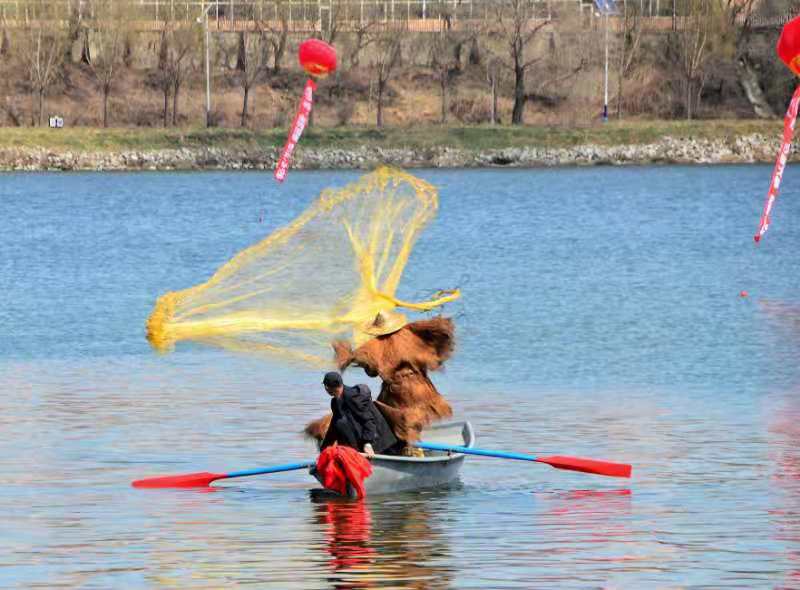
[310,489,454,589]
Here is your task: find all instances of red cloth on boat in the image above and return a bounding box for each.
[316,445,373,498]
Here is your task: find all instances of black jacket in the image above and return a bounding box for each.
[321,384,397,454]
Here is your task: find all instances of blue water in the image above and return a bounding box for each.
[2,166,800,588]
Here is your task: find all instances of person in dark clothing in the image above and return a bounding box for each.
[320,371,398,456]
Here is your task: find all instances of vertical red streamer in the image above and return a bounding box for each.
[755,84,800,243]
[274,79,317,183]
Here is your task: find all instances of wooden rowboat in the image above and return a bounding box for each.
[310,420,475,497]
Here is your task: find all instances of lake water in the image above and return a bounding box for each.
[2,166,800,588]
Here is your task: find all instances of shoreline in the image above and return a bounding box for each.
[1,123,795,171]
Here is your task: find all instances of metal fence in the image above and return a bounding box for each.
[0,1,791,32]
[0,1,683,25]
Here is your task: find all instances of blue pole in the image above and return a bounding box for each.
[416,442,539,462]
[224,461,315,480]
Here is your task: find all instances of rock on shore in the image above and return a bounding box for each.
[0,134,794,172]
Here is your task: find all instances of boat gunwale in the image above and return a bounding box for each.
[369,420,474,465]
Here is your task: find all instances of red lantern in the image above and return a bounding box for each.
[274,39,338,182]
[298,39,337,78]
[778,16,800,75]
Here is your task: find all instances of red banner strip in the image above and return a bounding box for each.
[274,78,316,183]
[755,84,800,243]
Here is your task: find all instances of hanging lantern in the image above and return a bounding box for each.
[298,39,337,79]
[274,39,339,183]
[778,16,800,75]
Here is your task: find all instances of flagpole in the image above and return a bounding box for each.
[603,8,609,122]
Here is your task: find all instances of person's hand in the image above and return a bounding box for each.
[363,443,375,458]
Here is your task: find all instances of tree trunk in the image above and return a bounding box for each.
[440,71,447,124]
[158,33,168,71]
[377,80,384,128]
[172,83,179,126]
[163,87,169,128]
[236,33,246,72]
[617,25,626,119]
[38,89,44,127]
[123,37,133,68]
[80,30,91,65]
[272,24,287,74]
[468,37,481,65]
[452,42,463,73]
[737,55,776,119]
[686,79,692,121]
[0,29,9,56]
[103,88,109,128]
[512,65,525,125]
[695,79,704,120]
[491,76,497,125]
[241,85,250,127]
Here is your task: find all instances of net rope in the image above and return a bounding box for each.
[146,167,460,365]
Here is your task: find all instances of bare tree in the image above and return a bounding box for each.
[265,0,289,75]
[87,0,129,127]
[429,28,464,124]
[156,32,171,127]
[493,0,551,125]
[166,28,197,126]
[670,0,716,120]
[0,25,9,58]
[238,29,271,127]
[617,2,644,119]
[348,18,378,68]
[64,2,87,64]
[722,0,775,118]
[486,57,501,125]
[321,0,345,45]
[19,6,66,126]
[526,29,585,112]
[670,0,709,120]
[371,33,402,128]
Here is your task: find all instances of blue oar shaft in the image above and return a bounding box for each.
[224,461,315,480]
[416,442,538,462]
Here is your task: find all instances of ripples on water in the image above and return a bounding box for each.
[2,167,800,587]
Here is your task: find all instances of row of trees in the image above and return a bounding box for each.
[2,0,795,129]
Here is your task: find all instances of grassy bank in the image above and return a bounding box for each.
[0,120,785,154]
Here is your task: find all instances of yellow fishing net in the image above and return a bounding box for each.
[146,167,460,365]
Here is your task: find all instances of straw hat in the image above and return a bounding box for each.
[361,311,407,337]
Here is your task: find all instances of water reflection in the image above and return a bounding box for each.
[310,491,453,589]
[536,489,634,559]
[769,394,800,588]
[759,300,800,331]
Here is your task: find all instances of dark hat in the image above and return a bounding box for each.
[322,371,343,388]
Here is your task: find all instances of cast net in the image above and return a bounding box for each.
[146,167,459,365]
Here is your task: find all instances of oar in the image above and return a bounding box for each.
[132,460,315,489]
[415,442,632,478]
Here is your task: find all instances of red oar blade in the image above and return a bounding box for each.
[132,471,226,489]
[537,455,632,478]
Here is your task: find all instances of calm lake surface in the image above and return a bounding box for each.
[2,166,800,588]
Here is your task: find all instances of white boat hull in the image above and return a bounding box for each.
[310,420,475,496]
